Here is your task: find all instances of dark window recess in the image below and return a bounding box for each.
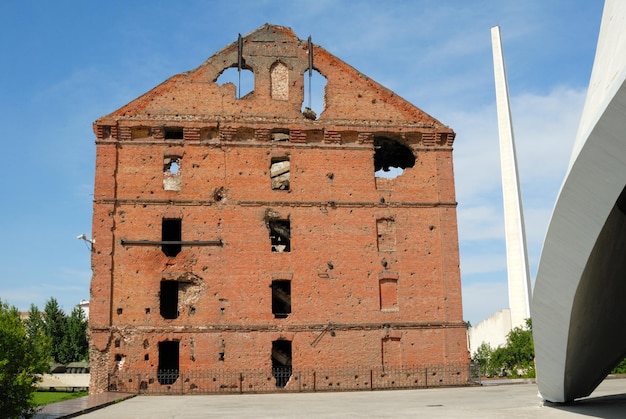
[374,136,415,176]
[157,341,180,385]
[271,340,292,388]
[270,157,290,190]
[269,219,290,252]
[272,280,291,318]
[160,281,179,319]
[162,219,182,257]
[270,129,290,142]
[164,127,184,140]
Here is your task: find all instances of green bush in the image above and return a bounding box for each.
[0,301,51,418]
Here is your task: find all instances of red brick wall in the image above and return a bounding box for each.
[88,24,468,393]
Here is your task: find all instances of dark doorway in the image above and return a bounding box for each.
[160,281,179,319]
[157,340,179,385]
[162,218,182,257]
[271,340,292,388]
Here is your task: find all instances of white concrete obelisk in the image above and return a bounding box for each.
[491,26,532,329]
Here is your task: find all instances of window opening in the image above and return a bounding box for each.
[374,137,415,178]
[160,280,179,319]
[377,218,396,252]
[164,127,184,140]
[271,340,292,388]
[216,67,254,98]
[163,157,181,191]
[271,157,290,190]
[270,129,290,142]
[271,62,289,101]
[157,340,180,385]
[162,218,182,257]
[272,280,291,318]
[269,218,290,252]
[301,69,327,120]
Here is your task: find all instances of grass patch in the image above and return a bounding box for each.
[32,391,88,406]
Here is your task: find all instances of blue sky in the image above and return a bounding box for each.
[0,1,604,325]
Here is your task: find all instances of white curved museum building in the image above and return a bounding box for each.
[533,0,626,403]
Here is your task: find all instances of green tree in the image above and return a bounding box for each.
[472,319,535,379]
[0,300,51,418]
[43,298,69,364]
[63,306,88,362]
[501,319,535,378]
[473,342,494,377]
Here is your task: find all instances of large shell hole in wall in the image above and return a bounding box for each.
[302,69,327,120]
[374,137,415,178]
[217,67,254,99]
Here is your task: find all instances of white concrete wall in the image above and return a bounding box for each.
[38,374,90,389]
[467,308,511,355]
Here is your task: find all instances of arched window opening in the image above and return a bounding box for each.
[271,62,289,101]
[301,69,327,120]
[374,137,415,178]
[216,67,254,98]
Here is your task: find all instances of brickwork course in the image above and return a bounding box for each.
[89,23,469,394]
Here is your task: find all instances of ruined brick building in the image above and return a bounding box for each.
[89,24,469,393]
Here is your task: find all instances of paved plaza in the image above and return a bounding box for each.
[75,379,626,418]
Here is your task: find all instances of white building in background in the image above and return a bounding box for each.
[533,0,626,403]
[78,299,89,318]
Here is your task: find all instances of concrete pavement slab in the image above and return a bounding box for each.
[80,379,626,418]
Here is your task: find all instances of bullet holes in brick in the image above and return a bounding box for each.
[213,187,225,202]
[271,157,290,190]
[145,308,151,314]
[219,339,226,361]
[374,136,415,178]
[116,308,123,315]
[377,218,397,252]
[162,219,182,257]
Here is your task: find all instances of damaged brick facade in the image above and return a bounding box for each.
[89,24,469,394]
